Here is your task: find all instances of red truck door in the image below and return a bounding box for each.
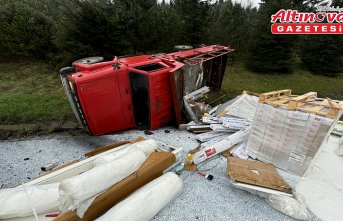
[78,72,131,135]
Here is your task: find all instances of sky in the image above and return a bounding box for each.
[232,0,262,8]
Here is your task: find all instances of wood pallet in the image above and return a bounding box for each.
[259,89,343,119]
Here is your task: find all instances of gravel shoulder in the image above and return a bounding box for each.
[0,127,297,221]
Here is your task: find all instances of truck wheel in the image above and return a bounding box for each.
[174,45,193,51]
[72,56,104,65]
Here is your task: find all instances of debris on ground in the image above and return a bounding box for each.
[183,163,198,171]
[183,92,259,165]
[41,162,58,172]
[198,172,214,181]
[144,130,154,135]
[182,89,343,220]
[1,89,343,221]
[227,157,292,196]
[0,139,180,221]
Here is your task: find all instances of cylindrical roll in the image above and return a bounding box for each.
[0,183,59,219]
[95,172,183,221]
[59,150,146,211]
[93,139,158,166]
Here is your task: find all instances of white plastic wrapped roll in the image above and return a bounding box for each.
[0,183,59,219]
[95,172,183,221]
[59,150,146,212]
[133,139,158,156]
[93,139,157,166]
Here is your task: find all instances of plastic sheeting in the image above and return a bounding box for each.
[58,150,146,212]
[95,172,183,221]
[267,194,309,220]
[246,103,334,176]
[296,135,343,221]
[93,139,157,166]
[0,183,59,219]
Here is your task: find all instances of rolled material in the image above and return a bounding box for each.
[59,150,146,212]
[93,139,157,166]
[95,172,183,221]
[53,152,176,221]
[133,139,158,156]
[0,183,59,219]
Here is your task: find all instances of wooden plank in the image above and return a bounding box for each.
[254,89,342,119]
[242,90,260,97]
[307,106,324,113]
[290,92,317,102]
[259,89,291,103]
[327,108,341,119]
[288,92,317,110]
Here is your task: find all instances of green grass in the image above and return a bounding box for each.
[0,61,75,124]
[0,61,342,125]
[222,63,343,100]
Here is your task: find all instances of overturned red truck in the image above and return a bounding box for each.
[60,45,234,135]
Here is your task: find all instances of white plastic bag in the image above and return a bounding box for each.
[267,193,309,220]
[95,172,183,221]
[93,139,157,166]
[59,150,146,212]
[0,183,59,219]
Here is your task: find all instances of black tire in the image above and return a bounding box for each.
[72,56,104,66]
[174,45,193,52]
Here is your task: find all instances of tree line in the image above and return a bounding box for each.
[0,0,342,76]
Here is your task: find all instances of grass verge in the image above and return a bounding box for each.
[222,63,343,100]
[0,61,75,124]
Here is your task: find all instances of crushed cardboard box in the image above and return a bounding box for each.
[227,157,292,194]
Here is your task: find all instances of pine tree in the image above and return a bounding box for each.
[206,1,257,59]
[54,0,124,65]
[173,0,210,46]
[245,0,297,73]
[299,1,343,76]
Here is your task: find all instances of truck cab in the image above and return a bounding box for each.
[60,45,234,135]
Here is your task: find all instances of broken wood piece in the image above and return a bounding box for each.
[188,145,201,155]
[183,163,198,171]
[221,149,232,158]
[41,162,58,172]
